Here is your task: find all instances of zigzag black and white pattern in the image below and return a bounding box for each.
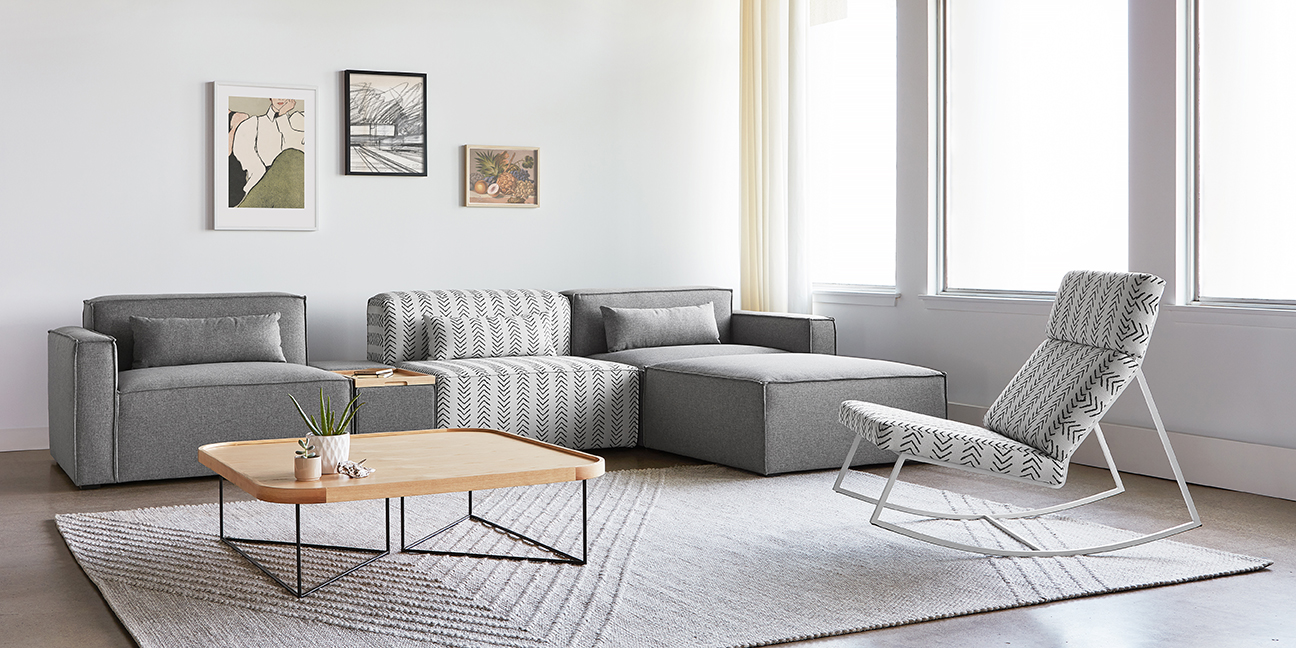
[400,356,641,450]
[1046,270,1165,358]
[840,401,1069,487]
[427,314,557,360]
[838,271,1165,486]
[367,289,571,364]
[983,339,1138,461]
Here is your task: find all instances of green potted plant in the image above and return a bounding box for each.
[289,388,363,475]
[294,438,322,481]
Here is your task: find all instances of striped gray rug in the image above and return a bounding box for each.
[57,465,1269,648]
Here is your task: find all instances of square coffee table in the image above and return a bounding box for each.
[198,428,604,598]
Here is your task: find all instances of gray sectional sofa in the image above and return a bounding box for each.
[364,286,834,450]
[365,285,946,475]
[48,293,351,487]
[47,286,944,487]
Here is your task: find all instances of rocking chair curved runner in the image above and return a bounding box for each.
[834,270,1200,557]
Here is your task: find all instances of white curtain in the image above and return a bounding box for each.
[740,0,811,314]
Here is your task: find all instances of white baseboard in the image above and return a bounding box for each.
[0,427,49,453]
[948,403,1296,502]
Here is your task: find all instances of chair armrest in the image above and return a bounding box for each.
[730,311,836,354]
[48,327,118,487]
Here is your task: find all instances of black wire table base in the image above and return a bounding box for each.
[218,479,391,599]
[218,478,589,597]
[400,480,587,565]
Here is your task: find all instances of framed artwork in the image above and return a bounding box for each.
[214,82,317,231]
[345,70,427,176]
[464,146,539,207]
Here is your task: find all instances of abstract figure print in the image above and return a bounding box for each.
[228,96,306,208]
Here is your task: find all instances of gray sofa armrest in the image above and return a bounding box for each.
[48,326,119,487]
[730,311,836,355]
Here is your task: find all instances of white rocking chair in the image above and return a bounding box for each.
[834,271,1200,557]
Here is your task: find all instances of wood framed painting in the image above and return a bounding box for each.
[346,70,427,176]
[214,82,317,231]
[464,146,538,207]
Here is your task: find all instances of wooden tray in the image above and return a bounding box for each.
[333,368,436,389]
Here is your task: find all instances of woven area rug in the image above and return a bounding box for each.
[57,465,1270,648]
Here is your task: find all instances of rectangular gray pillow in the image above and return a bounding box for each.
[130,313,286,369]
[601,303,721,353]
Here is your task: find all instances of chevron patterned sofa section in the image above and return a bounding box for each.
[366,287,836,450]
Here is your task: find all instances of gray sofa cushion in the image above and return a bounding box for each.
[563,287,734,357]
[116,363,351,483]
[118,362,348,393]
[600,303,721,352]
[591,343,786,368]
[84,293,308,370]
[130,313,286,369]
[651,353,943,384]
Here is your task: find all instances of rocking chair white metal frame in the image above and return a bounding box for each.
[834,369,1200,557]
[834,271,1201,557]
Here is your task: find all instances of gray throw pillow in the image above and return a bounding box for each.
[601,303,721,353]
[130,313,286,369]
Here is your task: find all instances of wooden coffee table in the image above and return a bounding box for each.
[198,428,604,598]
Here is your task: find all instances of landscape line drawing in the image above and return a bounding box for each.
[347,72,426,175]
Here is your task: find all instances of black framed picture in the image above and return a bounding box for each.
[345,70,427,176]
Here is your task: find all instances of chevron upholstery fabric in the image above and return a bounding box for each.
[367,289,571,364]
[1045,270,1165,358]
[838,271,1165,486]
[427,314,557,360]
[983,339,1140,461]
[400,356,640,449]
[984,271,1164,461]
[840,401,1069,486]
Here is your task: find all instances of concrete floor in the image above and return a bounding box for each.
[2,447,1293,647]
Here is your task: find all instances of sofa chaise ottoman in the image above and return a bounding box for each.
[642,353,947,475]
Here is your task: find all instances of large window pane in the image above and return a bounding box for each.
[1197,0,1296,302]
[806,0,896,287]
[944,0,1128,293]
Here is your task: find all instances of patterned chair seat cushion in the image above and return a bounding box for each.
[839,400,1070,487]
[399,356,640,450]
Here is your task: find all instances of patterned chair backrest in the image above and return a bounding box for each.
[367,289,571,364]
[983,271,1166,462]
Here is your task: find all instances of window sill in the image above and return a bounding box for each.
[812,288,899,307]
[919,293,1053,315]
[1164,303,1296,330]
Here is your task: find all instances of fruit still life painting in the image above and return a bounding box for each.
[465,146,538,207]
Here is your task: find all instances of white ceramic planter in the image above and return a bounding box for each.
[314,434,351,474]
[294,455,322,481]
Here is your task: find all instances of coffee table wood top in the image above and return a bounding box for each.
[198,428,604,505]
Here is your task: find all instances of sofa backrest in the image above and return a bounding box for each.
[367,289,571,364]
[83,293,309,371]
[562,287,734,357]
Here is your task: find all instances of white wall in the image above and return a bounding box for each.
[819,0,1296,495]
[0,0,740,450]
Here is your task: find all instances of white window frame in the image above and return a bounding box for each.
[929,0,1127,304]
[1186,0,1296,312]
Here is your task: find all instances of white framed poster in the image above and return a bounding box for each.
[214,82,317,230]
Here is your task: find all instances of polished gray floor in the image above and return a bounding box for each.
[2,447,1292,647]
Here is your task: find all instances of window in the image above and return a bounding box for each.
[1196,0,1296,303]
[941,0,1128,294]
[805,0,897,289]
